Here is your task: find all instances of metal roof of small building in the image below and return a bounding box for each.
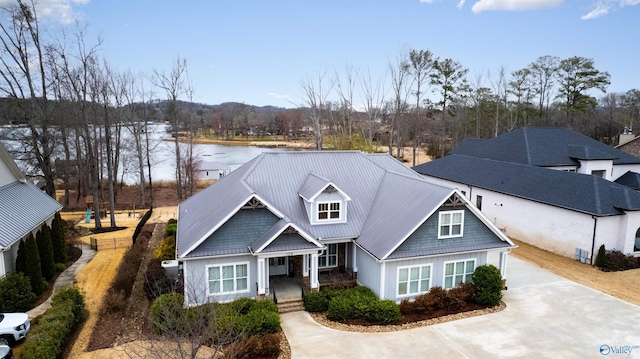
[199,161,231,171]
[450,127,640,167]
[0,181,62,249]
[413,154,640,216]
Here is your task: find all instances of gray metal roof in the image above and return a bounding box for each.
[0,181,62,249]
[450,127,640,166]
[177,151,484,260]
[413,155,640,216]
[298,172,332,202]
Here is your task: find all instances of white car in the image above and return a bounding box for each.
[0,313,30,344]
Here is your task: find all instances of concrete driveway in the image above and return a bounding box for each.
[281,257,640,358]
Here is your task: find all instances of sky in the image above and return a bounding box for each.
[6,0,640,109]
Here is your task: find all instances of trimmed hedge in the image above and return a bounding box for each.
[309,286,401,325]
[473,264,504,306]
[20,287,85,359]
[304,291,329,312]
[0,272,35,312]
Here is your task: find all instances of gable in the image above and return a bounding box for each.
[0,143,25,187]
[188,207,280,257]
[260,232,320,253]
[388,206,511,260]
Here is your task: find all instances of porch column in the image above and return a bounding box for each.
[351,242,358,273]
[303,254,309,277]
[310,253,319,290]
[500,252,508,279]
[257,257,266,295]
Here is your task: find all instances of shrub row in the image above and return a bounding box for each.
[596,245,640,272]
[151,294,281,340]
[399,283,476,315]
[20,287,85,359]
[305,286,401,324]
[144,258,176,300]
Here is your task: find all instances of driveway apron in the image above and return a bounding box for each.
[281,257,640,358]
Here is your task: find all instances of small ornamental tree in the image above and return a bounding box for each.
[595,244,606,268]
[25,232,45,295]
[154,235,176,261]
[36,225,56,280]
[15,238,27,274]
[472,264,504,306]
[51,212,67,264]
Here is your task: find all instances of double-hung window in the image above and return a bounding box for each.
[443,260,475,289]
[438,210,464,238]
[318,201,341,221]
[397,265,431,297]
[318,243,337,268]
[207,263,248,295]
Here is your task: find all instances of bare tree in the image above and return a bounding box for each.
[386,52,411,159]
[528,55,559,122]
[358,68,385,149]
[298,70,334,151]
[488,66,507,138]
[151,56,188,200]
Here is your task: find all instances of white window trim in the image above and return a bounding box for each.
[206,261,250,296]
[396,264,432,298]
[316,200,344,223]
[438,210,465,239]
[318,243,338,269]
[443,259,476,289]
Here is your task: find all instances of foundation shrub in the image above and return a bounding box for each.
[473,265,504,306]
[420,286,448,310]
[242,309,281,336]
[365,299,401,324]
[230,297,256,315]
[150,293,185,334]
[601,250,640,272]
[304,291,329,312]
[0,272,35,312]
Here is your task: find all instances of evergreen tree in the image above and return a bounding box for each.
[36,225,55,280]
[24,232,44,295]
[15,238,26,273]
[595,244,607,268]
[51,212,67,264]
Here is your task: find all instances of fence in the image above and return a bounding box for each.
[89,236,132,251]
[133,207,153,244]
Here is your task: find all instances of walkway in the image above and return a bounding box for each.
[281,257,640,358]
[26,243,97,320]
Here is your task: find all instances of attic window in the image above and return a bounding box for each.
[318,201,341,221]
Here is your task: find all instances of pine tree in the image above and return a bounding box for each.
[595,244,607,268]
[24,232,44,295]
[15,238,26,273]
[51,212,67,264]
[36,225,55,280]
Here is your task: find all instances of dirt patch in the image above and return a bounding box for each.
[511,238,640,306]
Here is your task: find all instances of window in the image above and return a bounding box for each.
[443,260,475,289]
[476,195,483,210]
[438,210,464,238]
[397,265,431,297]
[318,201,341,221]
[319,244,337,268]
[207,263,248,295]
[591,170,605,178]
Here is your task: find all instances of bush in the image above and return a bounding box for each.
[326,286,382,321]
[165,222,177,236]
[51,212,68,264]
[595,244,607,268]
[252,299,278,313]
[0,272,35,312]
[242,308,281,336]
[15,239,26,274]
[112,244,144,296]
[20,287,85,359]
[54,262,66,273]
[154,235,176,261]
[230,297,256,315]
[446,286,469,311]
[151,293,185,334]
[419,286,448,311]
[102,289,127,314]
[365,299,401,324]
[602,250,640,272]
[231,333,281,359]
[144,259,174,300]
[473,265,504,306]
[304,291,329,312]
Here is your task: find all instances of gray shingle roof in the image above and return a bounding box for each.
[413,155,640,216]
[614,171,640,191]
[450,127,640,166]
[177,151,499,260]
[0,181,62,248]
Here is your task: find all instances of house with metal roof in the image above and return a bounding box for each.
[413,127,640,264]
[0,142,62,277]
[177,151,515,306]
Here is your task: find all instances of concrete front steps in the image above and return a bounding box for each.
[277,299,305,313]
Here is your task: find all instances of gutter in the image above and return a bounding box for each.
[591,215,598,265]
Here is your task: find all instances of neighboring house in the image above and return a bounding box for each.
[199,161,231,180]
[177,151,515,306]
[0,142,62,277]
[413,127,640,264]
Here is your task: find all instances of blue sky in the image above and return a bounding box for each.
[13,0,640,108]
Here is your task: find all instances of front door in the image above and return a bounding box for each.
[269,256,287,276]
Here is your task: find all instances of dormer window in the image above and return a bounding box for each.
[318,201,341,221]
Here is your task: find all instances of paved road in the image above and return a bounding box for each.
[281,257,640,358]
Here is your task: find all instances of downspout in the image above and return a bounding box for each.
[468,185,473,201]
[591,215,598,265]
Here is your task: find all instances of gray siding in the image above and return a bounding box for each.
[195,208,279,254]
[183,254,257,306]
[0,157,16,187]
[382,251,488,301]
[391,206,502,258]
[354,246,381,296]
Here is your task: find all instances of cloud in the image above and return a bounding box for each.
[0,0,88,24]
[582,0,640,20]
[470,0,563,12]
[457,0,466,9]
